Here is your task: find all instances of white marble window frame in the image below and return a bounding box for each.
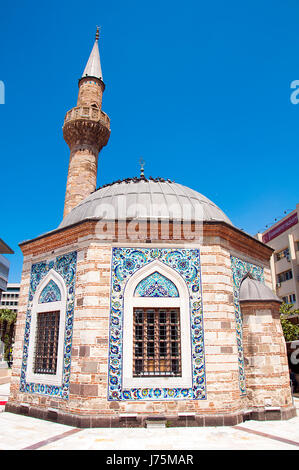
[122,260,192,389]
[25,269,67,387]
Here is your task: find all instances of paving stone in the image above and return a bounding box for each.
[1,383,298,450]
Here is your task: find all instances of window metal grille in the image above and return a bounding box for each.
[34,311,60,375]
[133,307,181,377]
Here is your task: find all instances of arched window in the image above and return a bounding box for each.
[25,270,67,387]
[122,260,192,390]
[133,272,180,377]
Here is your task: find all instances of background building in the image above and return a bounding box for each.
[257,204,299,310]
[0,284,20,313]
[0,239,14,300]
[0,240,14,375]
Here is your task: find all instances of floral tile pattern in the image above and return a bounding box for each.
[38,279,61,304]
[230,255,264,395]
[108,248,206,401]
[20,251,77,399]
[134,271,179,297]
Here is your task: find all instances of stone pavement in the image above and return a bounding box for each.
[1,383,299,450]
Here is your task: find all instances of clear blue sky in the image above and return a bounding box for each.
[1,0,299,282]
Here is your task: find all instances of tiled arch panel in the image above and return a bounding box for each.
[19,251,77,399]
[108,247,206,401]
[38,279,61,303]
[134,271,179,297]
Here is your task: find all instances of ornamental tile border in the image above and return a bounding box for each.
[20,251,77,399]
[108,247,206,401]
[230,255,264,395]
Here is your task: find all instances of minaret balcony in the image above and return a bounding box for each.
[63,106,110,130]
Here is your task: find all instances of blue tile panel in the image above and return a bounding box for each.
[108,248,206,401]
[38,279,61,303]
[20,251,77,399]
[230,255,264,395]
[134,271,179,297]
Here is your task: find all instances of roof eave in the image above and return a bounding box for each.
[0,238,14,254]
[19,218,273,256]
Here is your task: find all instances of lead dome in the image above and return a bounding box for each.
[59,178,232,228]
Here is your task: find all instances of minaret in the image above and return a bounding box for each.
[62,27,110,218]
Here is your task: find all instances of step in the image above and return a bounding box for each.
[145,419,167,428]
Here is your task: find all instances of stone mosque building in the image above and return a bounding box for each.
[6,29,296,427]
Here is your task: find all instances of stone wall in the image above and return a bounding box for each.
[63,145,98,217]
[77,77,105,109]
[241,300,293,419]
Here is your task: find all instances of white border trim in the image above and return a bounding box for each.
[122,260,192,389]
[25,269,67,387]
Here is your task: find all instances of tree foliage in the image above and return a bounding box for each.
[280,302,299,342]
[0,309,17,362]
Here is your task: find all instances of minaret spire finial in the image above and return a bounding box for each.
[81,26,103,80]
[95,26,100,41]
[139,157,145,178]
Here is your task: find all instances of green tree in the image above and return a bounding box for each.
[280,302,299,342]
[0,309,17,363]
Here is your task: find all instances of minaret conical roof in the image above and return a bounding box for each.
[82,27,103,80]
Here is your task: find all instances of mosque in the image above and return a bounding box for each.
[6,29,296,427]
